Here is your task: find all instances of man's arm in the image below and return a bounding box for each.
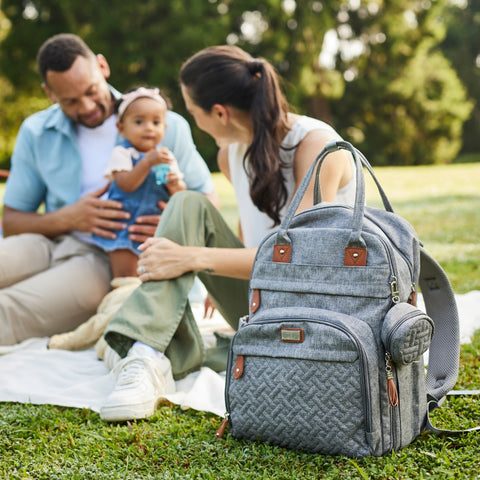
[2,184,130,239]
[3,113,133,239]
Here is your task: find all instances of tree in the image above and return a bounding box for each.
[441,0,480,155]
[0,0,474,170]
[324,0,473,165]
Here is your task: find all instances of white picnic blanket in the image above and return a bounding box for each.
[0,292,479,417]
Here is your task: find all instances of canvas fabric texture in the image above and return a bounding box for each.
[224,141,464,457]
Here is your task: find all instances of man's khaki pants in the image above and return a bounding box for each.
[0,233,111,345]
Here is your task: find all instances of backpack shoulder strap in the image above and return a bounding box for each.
[420,247,480,434]
[419,246,460,404]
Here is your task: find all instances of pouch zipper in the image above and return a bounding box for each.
[385,352,400,450]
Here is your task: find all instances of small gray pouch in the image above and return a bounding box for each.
[381,303,434,364]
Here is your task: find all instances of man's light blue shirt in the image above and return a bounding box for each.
[4,87,213,213]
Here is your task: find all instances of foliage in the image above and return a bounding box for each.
[442,0,480,154]
[0,0,476,171]
[0,85,49,169]
[329,0,473,165]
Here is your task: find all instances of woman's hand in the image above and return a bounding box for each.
[136,237,194,282]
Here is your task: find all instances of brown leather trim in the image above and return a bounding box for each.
[280,328,304,343]
[234,355,244,379]
[273,244,291,263]
[408,290,417,306]
[344,247,367,266]
[250,289,260,313]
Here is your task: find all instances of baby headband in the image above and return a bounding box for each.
[117,87,167,119]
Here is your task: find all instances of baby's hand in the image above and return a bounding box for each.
[164,156,187,194]
[157,147,176,165]
[145,147,175,166]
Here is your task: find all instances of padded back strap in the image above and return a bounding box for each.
[420,247,460,403]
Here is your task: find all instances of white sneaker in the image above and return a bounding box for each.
[101,343,122,371]
[100,345,175,422]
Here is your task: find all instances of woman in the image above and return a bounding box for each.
[99,45,355,422]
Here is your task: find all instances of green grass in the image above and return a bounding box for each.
[214,162,480,292]
[362,163,480,293]
[1,164,480,479]
[1,340,480,480]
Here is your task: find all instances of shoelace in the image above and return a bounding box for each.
[113,356,163,387]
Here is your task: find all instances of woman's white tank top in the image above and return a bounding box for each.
[228,116,356,248]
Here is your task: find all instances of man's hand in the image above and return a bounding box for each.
[128,200,167,243]
[2,184,129,239]
[67,184,130,239]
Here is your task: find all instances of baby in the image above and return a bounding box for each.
[93,86,186,278]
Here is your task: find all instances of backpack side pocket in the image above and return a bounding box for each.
[381,303,434,365]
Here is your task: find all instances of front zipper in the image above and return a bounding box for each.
[385,352,400,451]
[363,211,416,282]
[375,235,402,304]
[225,316,374,438]
[215,413,230,439]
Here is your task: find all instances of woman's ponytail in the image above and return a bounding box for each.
[245,60,289,225]
[180,46,290,225]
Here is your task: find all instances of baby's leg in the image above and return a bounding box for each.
[109,249,139,278]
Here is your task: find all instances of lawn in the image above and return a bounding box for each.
[1,162,480,479]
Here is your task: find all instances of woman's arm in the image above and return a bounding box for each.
[137,237,256,281]
[292,129,353,214]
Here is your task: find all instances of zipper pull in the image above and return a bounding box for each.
[385,353,399,407]
[215,413,229,439]
[389,276,400,304]
[408,283,417,306]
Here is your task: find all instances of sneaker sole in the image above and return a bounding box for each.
[100,398,159,422]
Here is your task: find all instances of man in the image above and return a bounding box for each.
[0,33,217,346]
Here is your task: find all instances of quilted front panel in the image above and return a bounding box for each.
[228,355,372,457]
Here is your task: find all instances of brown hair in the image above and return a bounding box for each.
[180,45,290,225]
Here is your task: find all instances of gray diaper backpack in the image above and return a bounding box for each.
[220,141,478,457]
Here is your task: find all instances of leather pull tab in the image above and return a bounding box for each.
[387,378,399,407]
[215,417,229,439]
[250,289,260,313]
[344,247,367,266]
[234,355,244,379]
[385,354,399,407]
[408,289,417,306]
[273,244,291,263]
